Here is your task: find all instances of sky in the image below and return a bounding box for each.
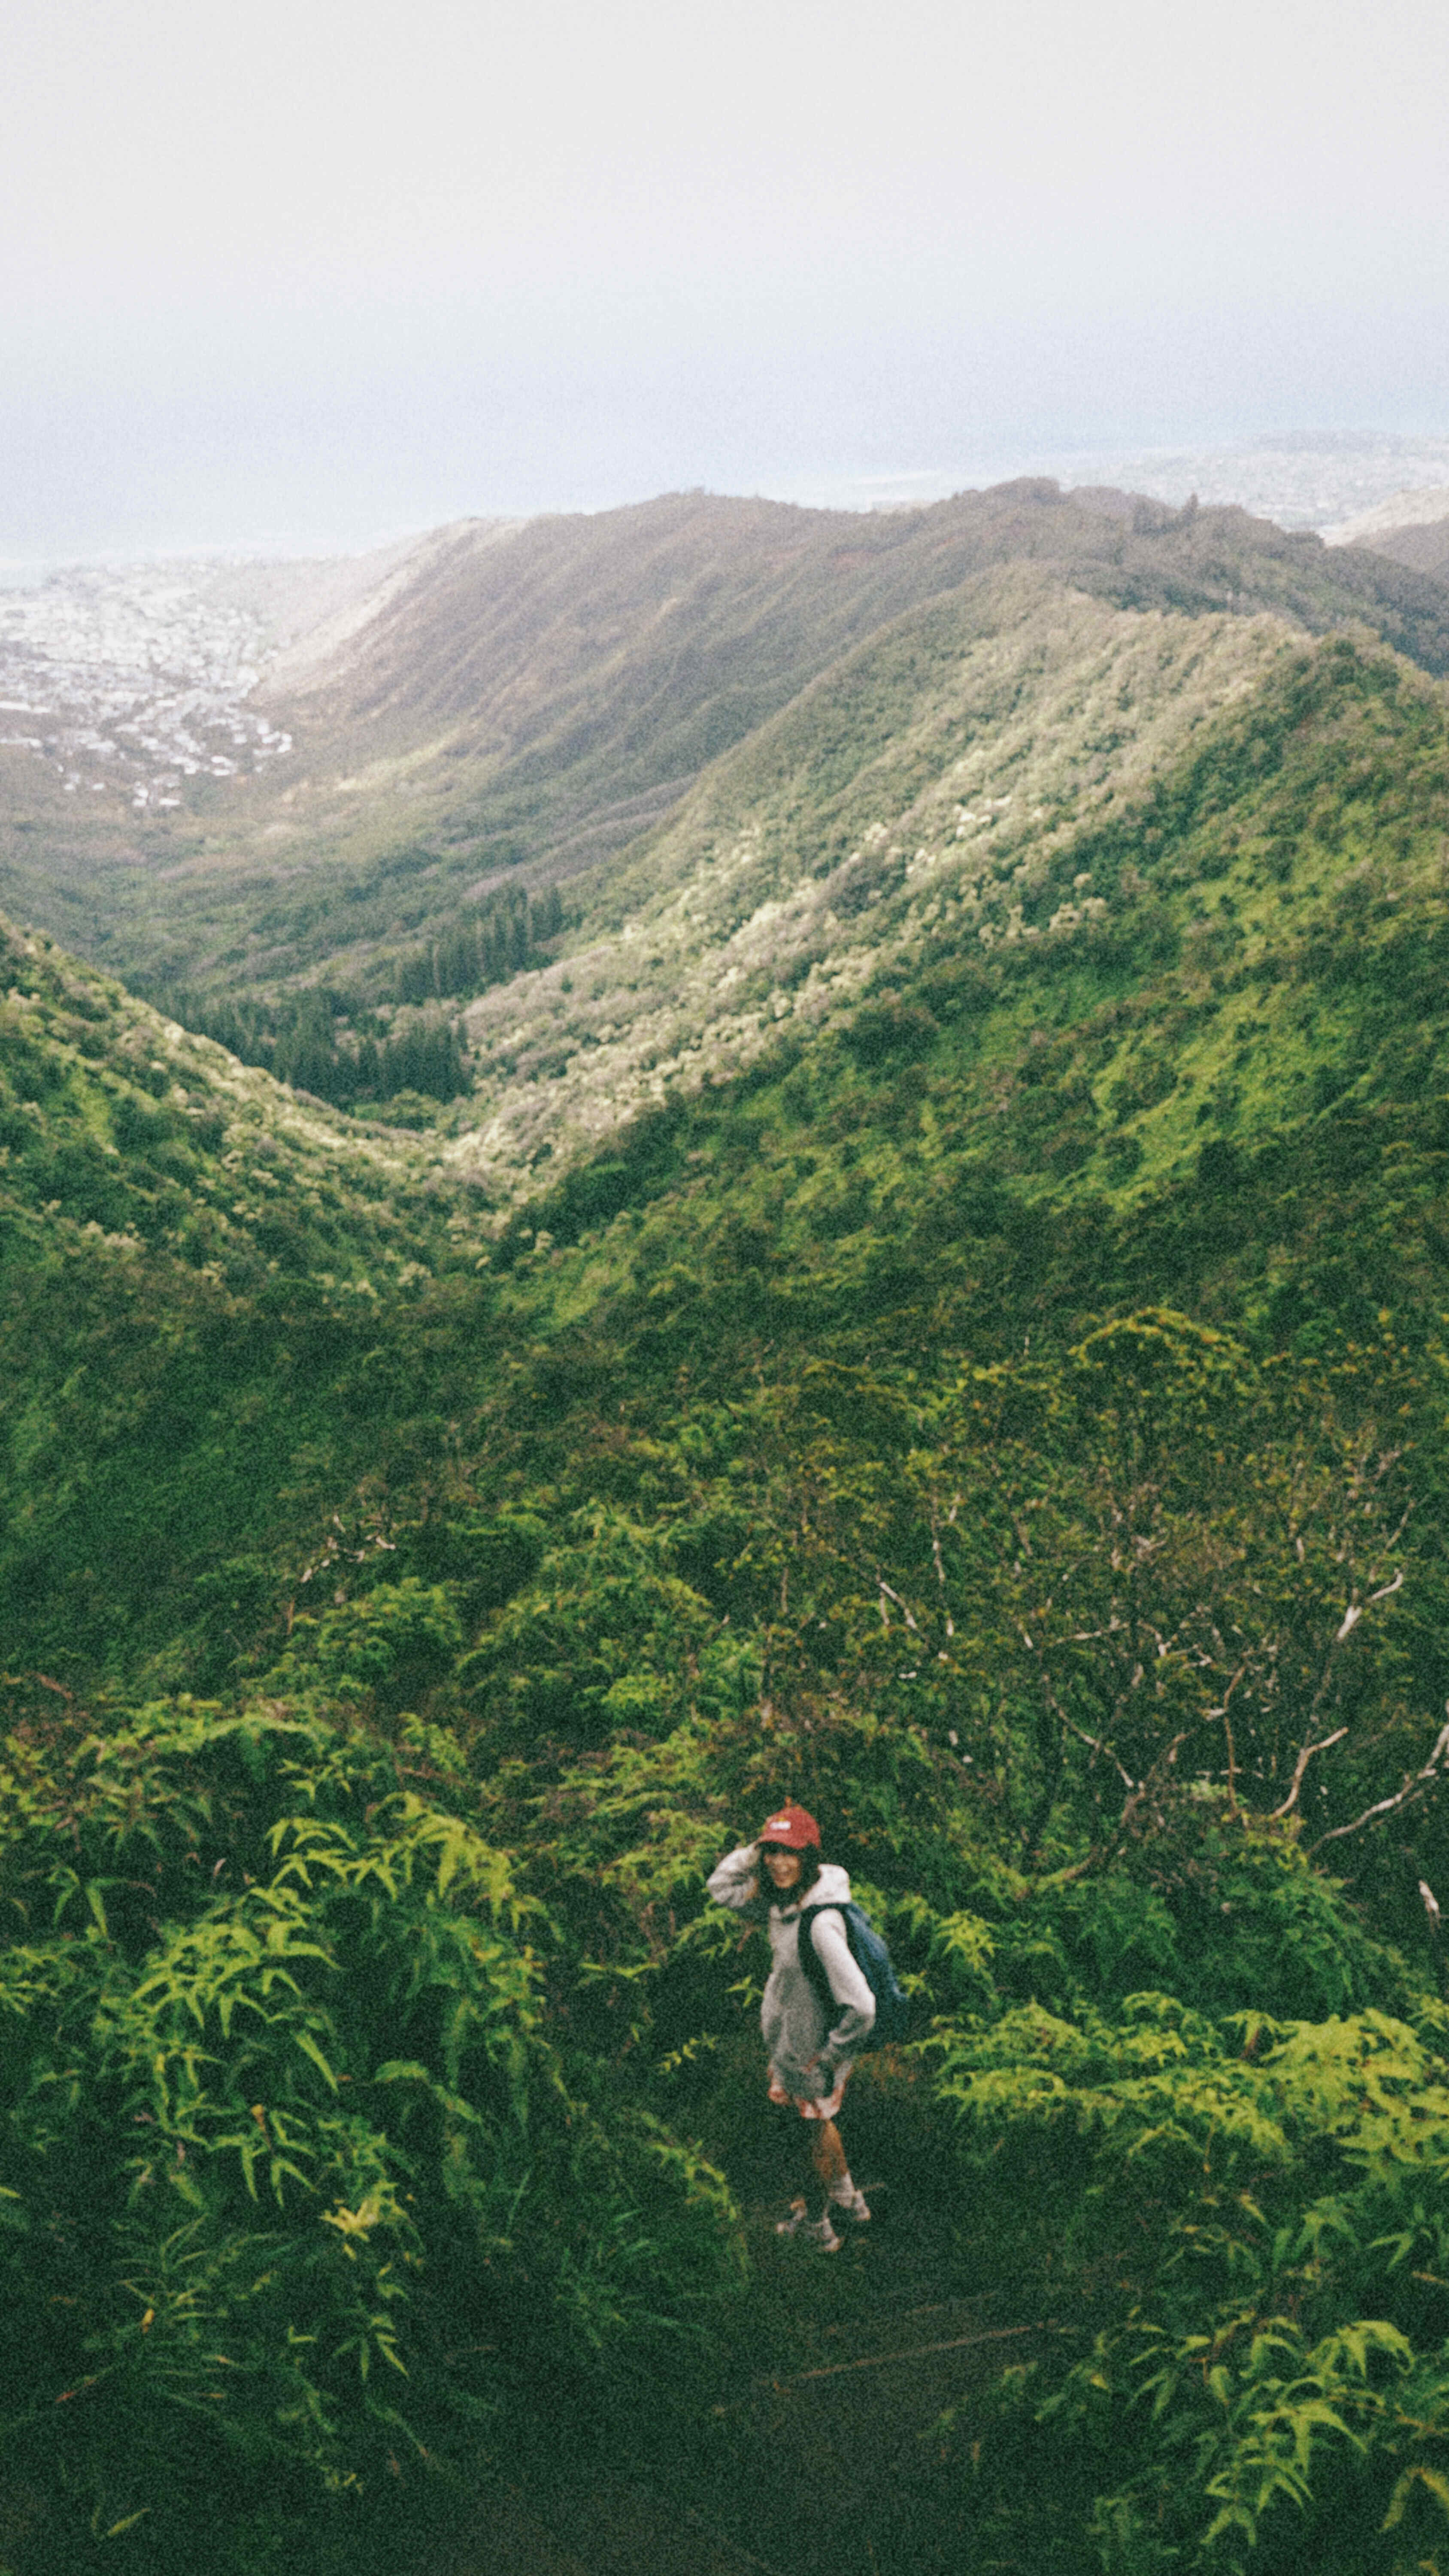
[3,0,1448,558]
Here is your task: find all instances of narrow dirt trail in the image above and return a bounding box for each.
[424,2174,1065,2576]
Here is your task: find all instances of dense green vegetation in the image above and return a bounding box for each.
[7,495,1449,2571]
[0,1700,740,2572]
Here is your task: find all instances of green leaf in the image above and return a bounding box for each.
[1384,2464,1449,2530]
[291,2026,340,2092]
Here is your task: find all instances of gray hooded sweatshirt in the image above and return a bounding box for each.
[706,1844,876,2097]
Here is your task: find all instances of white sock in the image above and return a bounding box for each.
[829,2172,870,2216]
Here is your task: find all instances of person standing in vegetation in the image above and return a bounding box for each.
[707,1804,875,2251]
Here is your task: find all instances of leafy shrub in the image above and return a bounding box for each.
[989,1818,1415,2023]
[458,1511,721,1752]
[843,1001,939,1068]
[0,1703,743,2568]
[271,1579,464,1714]
[934,1993,1449,2573]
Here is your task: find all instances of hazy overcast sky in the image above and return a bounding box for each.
[2,0,1446,556]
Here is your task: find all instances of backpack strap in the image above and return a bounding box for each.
[796,1902,848,2018]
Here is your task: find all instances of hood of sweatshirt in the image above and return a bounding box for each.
[779,1861,852,1916]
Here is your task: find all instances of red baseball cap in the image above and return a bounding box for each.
[758,1804,821,1849]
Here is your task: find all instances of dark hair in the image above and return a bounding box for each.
[763,1844,821,1901]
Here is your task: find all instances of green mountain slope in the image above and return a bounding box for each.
[0,920,444,1281]
[0,920,476,1677]
[6,481,1449,1030]
[451,567,1296,1189]
[436,585,1442,1224]
[5,592,1449,1685]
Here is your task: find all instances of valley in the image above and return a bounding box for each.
[7,476,1449,1154]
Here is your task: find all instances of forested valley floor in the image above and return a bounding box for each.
[7,489,1449,2574]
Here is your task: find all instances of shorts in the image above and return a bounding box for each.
[767,2064,850,2121]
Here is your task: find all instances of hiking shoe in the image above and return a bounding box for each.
[774,2200,842,2251]
[800,2214,843,2252]
[829,2184,871,2225]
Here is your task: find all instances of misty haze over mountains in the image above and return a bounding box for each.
[782,432,1449,528]
[7,431,1449,582]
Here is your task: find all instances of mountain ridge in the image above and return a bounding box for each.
[447,568,1300,1193]
[6,480,1449,1027]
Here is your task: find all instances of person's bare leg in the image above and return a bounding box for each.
[778,2117,867,2245]
[810,2120,849,2197]
[811,2117,870,2224]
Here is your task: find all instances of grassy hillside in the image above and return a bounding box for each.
[449,569,1294,1190]
[430,579,1446,1212]
[1333,486,1449,583]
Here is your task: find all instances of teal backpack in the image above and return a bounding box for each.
[797,1899,911,2048]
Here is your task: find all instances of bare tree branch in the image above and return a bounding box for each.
[1115,1733,1190,1843]
[877,1579,919,1634]
[1060,1713,1136,1791]
[1268,1725,1349,1820]
[1311,1711,1449,1852]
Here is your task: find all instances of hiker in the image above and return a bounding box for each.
[707,1802,875,2251]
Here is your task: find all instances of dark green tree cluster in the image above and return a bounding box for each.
[393,881,565,1006]
[157,986,469,1110]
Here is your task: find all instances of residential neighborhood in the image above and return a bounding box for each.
[0,560,292,811]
